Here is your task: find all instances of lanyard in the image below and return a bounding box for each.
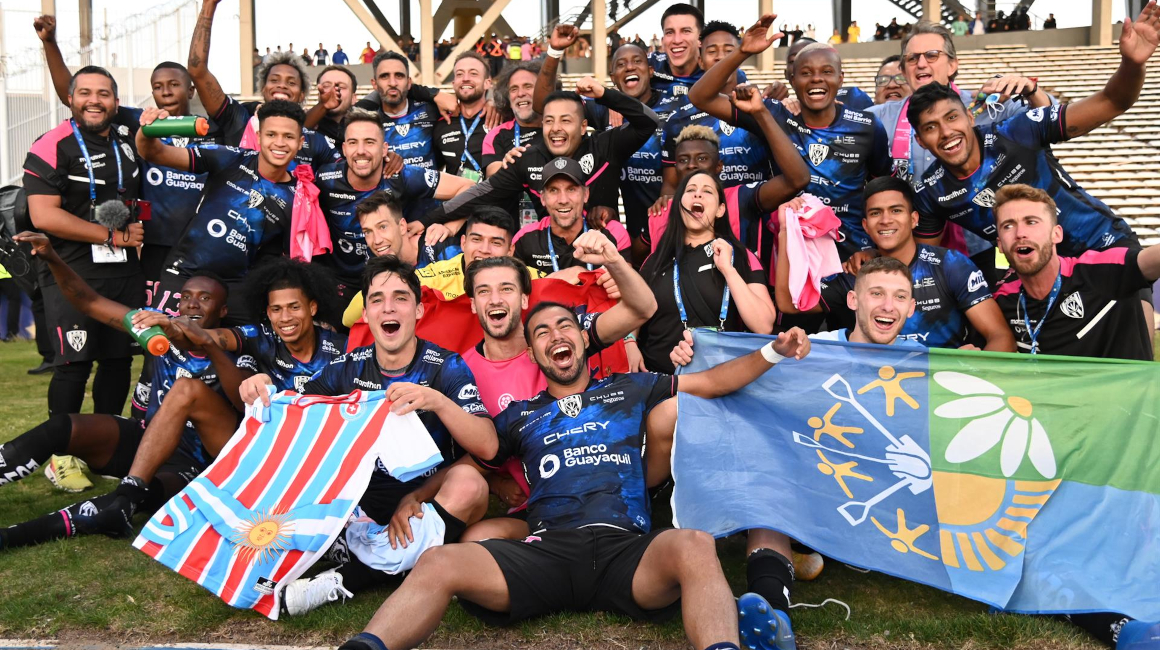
[673,253,730,331]
[546,222,590,272]
[71,119,124,206]
[1017,272,1062,355]
[459,113,483,172]
[513,121,521,145]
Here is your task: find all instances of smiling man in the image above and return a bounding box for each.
[432,53,493,180]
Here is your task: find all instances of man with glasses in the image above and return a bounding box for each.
[873,55,910,105]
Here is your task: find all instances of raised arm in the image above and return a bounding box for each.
[14,232,131,331]
[135,108,195,170]
[34,16,70,105]
[677,328,809,398]
[571,230,657,341]
[533,24,580,114]
[579,82,660,151]
[773,200,824,315]
[689,15,782,122]
[187,0,228,119]
[731,85,809,210]
[433,171,475,200]
[1064,1,1159,138]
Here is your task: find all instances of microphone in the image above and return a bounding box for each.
[94,200,131,230]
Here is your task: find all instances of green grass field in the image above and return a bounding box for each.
[0,339,1109,648]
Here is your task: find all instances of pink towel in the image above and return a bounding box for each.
[289,164,330,262]
[239,115,260,151]
[783,194,842,312]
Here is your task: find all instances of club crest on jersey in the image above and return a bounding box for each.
[892,158,911,180]
[121,142,136,161]
[172,137,190,148]
[579,154,594,175]
[66,329,87,352]
[720,123,735,136]
[972,188,996,208]
[808,144,829,166]
[558,394,583,418]
[294,375,309,393]
[395,123,410,137]
[1060,292,1084,319]
[248,189,264,209]
[176,367,193,380]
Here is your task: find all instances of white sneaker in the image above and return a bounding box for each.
[282,569,353,616]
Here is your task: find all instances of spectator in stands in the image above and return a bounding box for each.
[314,43,329,66]
[847,20,861,43]
[828,28,842,44]
[874,23,887,41]
[332,45,348,65]
[301,48,312,67]
[1043,13,1057,29]
[521,37,533,61]
[779,24,791,47]
[806,24,816,39]
[487,34,505,77]
[361,41,376,64]
[988,11,1006,32]
[788,24,804,45]
[1015,7,1032,31]
[264,46,272,63]
[952,13,969,36]
[970,11,987,35]
[886,17,901,39]
[649,33,661,53]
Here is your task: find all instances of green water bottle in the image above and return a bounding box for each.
[122,309,171,356]
[140,115,210,138]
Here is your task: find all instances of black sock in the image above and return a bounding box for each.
[48,361,92,416]
[430,499,467,542]
[338,633,388,650]
[1066,612,1133,647]
[0,491,118,550]
[92,357,131,415]
[0,415,73,487]
[336,554,404,592]
[747,548,794,613]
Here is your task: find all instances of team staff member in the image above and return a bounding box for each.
[247,256,495,616]
[423,83,660,227]
[316,109,473,299]
[432,53,493,180]
[690,18,891,259]
[513,158,632,277]
[334,299,811,650]
[992,184,1160,361]
[481,62,544,227]
[307,65,360,143]
[639,171,775,374]
[0,233,241,548]
[23,65,145,417]
[775,178,1015,351]
[139,102,304,324]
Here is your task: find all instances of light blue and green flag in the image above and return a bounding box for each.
[672,330,1160,619]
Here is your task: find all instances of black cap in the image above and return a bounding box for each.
[542,157,585,186]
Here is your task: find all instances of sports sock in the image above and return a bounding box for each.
[0,491,119,550]
[430,499,467,542]
[703,643,740,650]
[338,632,389,650]
[747,548,794,613]
[1068,612,1134,647]
[48,361,92,416]
[0,415,73,487]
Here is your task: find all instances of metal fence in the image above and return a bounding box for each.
[0,0,200,185]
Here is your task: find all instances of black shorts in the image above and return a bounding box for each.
[43,276,143,364]
[153,272,253,326]
[140,245,172,307]
[101,415,207,483]
[461,527,681,626]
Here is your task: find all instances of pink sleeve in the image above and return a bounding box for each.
[512,216,550,245]
[482,120,513,156]
[604,219,632,251]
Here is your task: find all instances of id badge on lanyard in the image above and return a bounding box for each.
[73,120,130,264]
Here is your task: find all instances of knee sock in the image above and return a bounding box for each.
[49,361,93,416]
[338,633,388,650]
[0,415,73,487]
[92,357,132,415]
[1068,612,1135,648]
[703,644,740,650]
[430,499,467,542]
[746,548,794,613]
[0,491,119,550]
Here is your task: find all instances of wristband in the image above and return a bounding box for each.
[104,228,114,247]
[547,46,565,59]
[760,341,785,365]
[623,333,637,343]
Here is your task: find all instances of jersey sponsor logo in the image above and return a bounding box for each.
[539,453,561,478]
[579,153,595,175]
[422,349,445,365]
[318,170,344,181]
[275,357,294,370]
[1027,107,1045,123]
[146,167,165,185]
[424,168,439,188]
[972,188,996,208]
[967,270,987,293]
[237,354,257,371]
[842,109,872,125]
[324,135,336,148]
[1060,292,1084,319]
[353,377,383,390]
[919,248,940,264]
[558,394,583,418]
[395,123,411,137]
[808,144,829,166]
[458,384,480,401]
[720,122,735,136]
[330,193,357,200]
[66,329,87,352]
[498,392,514,410]
[938,188,967,202]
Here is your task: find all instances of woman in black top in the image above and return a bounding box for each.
[638,171,776,373]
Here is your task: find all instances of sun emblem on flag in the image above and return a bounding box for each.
[933,372,1056,479]
[230,510,295,565]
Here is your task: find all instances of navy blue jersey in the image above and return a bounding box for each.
[912,105,1135,256]
[230,323,347,392]
[210,96,339,169]
[354,98,441,170]
[585,93,681,236]
[836,86,874,112]
[662,96,774,188]
[647,52,746,101]
[315,161,441,283]
[732,100,890,256]
[303,339,489,496]
[415,229,462,268]
[479,372,676,533]
[162,145,296,282]
[819,245,991,348]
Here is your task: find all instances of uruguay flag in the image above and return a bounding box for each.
[134,390,396,619]
[672,330,1160,620]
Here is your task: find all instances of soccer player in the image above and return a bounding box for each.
[431,53,493,180]
[991,184,1160,361]
[23,65,145,418]
[308,65,360,143]
[907,7,1158,256]
[649,3,706,96]
[0,232,241,548]
[247,256,495,615]
[763,37,874,110]
[186,0,339,168]
[775,178,1015,351]
[354,52,443,170]
[334,301,811,650]
[422,83,660,227]
[689,17,890,259]
[316,109,474,300]
[513,158,632,277]
[138,102,304,324]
